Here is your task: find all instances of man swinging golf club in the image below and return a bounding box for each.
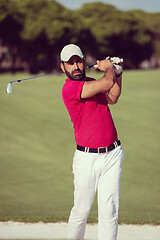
[60,44,124,240]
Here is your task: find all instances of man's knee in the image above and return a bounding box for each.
[99,195,119,220]
[72,204,91,220]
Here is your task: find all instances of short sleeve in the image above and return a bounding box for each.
[62,80,85,104]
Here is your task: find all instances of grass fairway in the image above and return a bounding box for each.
[0,69,160,224]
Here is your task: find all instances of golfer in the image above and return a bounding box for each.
[60,44,124,240]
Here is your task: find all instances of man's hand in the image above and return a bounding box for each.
[94,57,123,77]
[94,59,114,72]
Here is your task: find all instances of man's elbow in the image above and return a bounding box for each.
[108,96,119,105]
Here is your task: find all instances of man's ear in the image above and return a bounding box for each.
[60,62,65,72]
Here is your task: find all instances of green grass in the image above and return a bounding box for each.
[0,69,160,224]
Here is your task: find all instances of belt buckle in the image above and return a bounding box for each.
[98,147,107,154]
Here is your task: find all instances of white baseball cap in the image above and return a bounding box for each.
[60,44,84,62]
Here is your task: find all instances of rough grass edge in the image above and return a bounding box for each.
[0,217,159,225]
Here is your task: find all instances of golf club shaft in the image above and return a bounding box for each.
[10,71,64,84]
[9,64,94,85]
[9,64,96,85]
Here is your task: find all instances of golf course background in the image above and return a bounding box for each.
[0,69,160,224]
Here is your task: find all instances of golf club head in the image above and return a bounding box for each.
[6,82,12,94]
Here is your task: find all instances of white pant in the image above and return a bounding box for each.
[67,145,124,240]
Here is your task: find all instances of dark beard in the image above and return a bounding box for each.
[64,68,86,81]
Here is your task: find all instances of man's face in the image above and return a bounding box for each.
[61,55,86,81]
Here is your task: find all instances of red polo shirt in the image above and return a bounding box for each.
[62,77,118,148]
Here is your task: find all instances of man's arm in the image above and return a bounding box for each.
[81,59,116,99]
[105,75,122,104]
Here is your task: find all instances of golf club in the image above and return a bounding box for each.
[6,56,123,94]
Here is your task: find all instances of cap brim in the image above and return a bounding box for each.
[60,44,84,62]
[63,54,84,62]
